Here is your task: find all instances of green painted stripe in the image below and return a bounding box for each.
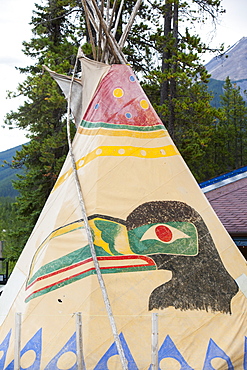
[27,245,109,286]
[80,120,166,132]
[25,264,156,303]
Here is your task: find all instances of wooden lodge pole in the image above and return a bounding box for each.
[76,312,86,370]
[14,312,21,370]
[151,312,159,370]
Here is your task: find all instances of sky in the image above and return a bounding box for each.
[0,0,247,152]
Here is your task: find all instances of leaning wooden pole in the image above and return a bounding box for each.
[66,50,128,370]
[86,0,127,63]
[118,0,142,49]
[112,0,125,38]
[81,0,97,60]
[101,0,122,62]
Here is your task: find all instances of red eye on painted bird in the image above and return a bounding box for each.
[140,224,190,243]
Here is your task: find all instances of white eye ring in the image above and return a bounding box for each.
[140,224,190,243]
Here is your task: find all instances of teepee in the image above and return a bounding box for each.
[0,1,246,369]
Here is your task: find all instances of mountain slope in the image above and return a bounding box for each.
[207,78,225,107]
[205,37,247,104]
[0,145,24,197]
[205,37,247,81]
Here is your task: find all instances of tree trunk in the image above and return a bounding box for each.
[160,0,178,139]
[160,0,172,106]
[169,0,178,139]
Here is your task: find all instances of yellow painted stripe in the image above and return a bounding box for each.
[78,127,168,138]
[28,220,85,280]
[53,145,179,192]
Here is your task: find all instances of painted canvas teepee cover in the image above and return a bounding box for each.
[0,56,246,370]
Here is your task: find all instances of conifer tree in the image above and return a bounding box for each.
[136,0,224,180]
[210,77,247,174]
[0,198,20,271]
[194,77,247,181]
[3,0,225,261]
[4,0,84,253]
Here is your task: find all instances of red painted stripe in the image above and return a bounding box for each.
[26,257,93,290]
[25,266,96,301]
[26,261,153,301]
[26,255,156,292]
[98,255,154,263]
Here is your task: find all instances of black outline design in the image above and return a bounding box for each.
[126,201,239,314]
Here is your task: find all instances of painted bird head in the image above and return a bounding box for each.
[125,201,239,314]
[26,201,238,313]
[88,201,238,314]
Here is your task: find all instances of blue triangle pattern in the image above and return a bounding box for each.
[94,332,138,369]
[5,328,42,370]
[0,330,11,369]
[148,335,193,370]
[44,332,77,370]
[244,337,247,370]
[202,338,234,370]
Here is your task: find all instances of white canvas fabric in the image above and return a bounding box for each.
[43,66,83,127]
[0,60,246,370]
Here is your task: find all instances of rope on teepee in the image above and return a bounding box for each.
[66,50,128,370]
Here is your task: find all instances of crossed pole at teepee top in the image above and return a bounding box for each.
[81,0,142,64]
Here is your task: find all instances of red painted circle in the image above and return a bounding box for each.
[155,225,172,242]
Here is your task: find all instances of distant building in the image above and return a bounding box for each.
[200,167,247,259]
[0,242,8,286]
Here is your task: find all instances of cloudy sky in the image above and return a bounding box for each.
[0,0,247,152]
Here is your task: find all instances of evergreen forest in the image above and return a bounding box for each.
[1,0,247,268]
